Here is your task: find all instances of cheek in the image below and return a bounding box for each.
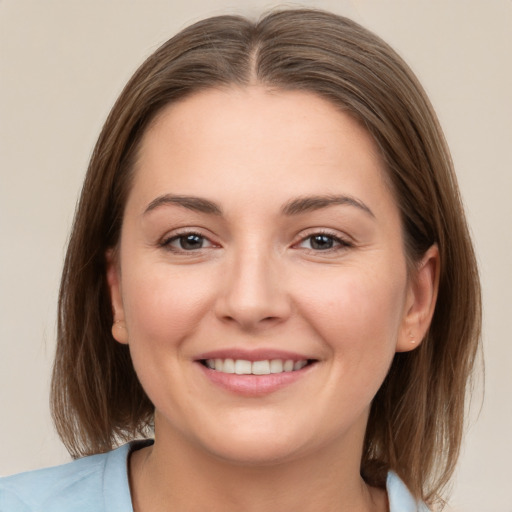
[121,262,216,346]
[296,265,407,359]
[295,267,407,422]
[119,263,218,416]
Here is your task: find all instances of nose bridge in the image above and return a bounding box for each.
[217,238,290,329]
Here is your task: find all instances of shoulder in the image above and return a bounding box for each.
[0,442,144,512]
[0,451,109,512]
[386,471,430,512]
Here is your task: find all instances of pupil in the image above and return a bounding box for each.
[311,235,333,250]
[180,234,203,250]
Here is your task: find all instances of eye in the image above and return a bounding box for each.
[163,232,214,251]
[298,233,349,251]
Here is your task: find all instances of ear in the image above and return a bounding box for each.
[396,244,440,352]
[106,248,129,345]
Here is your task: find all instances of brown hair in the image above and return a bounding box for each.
[51,8,481,506]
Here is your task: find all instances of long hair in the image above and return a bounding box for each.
[51,9,481,506]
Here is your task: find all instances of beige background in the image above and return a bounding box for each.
[1,1,511,510]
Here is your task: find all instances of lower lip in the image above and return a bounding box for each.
[196,362,314,396]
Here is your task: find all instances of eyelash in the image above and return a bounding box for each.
[295,230,352,253]
[160,229,352,255]
[159,231,215,253]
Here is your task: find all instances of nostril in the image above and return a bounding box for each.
[213,266,292,329]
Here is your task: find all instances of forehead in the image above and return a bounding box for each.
[143,86,378,160]
[128,86,396,219]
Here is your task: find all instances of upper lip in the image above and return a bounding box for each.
[194,348,316,362]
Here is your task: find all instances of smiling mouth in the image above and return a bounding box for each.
[200,358,316,375]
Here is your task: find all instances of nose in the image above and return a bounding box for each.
[214,246,292,331]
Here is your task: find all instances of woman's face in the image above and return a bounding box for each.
[108,86,430,465]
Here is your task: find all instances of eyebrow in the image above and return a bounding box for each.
[281,195,375,217]
[144,194,223,215]
[143,193,374,218]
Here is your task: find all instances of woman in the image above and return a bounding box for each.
[0,8,480,511]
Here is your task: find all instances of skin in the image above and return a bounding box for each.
[107,86,439,512]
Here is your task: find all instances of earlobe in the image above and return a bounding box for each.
[105,249,129,345]
[396,244,440,352]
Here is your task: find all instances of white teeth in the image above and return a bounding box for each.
[283,360,294,372]
[269,359,283,373]
[252,360,271,375]
[223,358,235,373]
[204,358,310,374]
[235,359,252,374]
[293,360,307,370]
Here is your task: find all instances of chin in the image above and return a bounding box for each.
[203,436,305,467]
[193,415,339,468]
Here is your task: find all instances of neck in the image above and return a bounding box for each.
[129,417,387,512]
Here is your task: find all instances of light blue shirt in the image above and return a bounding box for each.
[1,442,429,511]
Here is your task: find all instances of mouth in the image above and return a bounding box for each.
[194,350,318,395]
[199,358,316,375]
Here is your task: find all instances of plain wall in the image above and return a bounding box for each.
[1,1,511,511]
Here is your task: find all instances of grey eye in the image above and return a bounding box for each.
[166,233,212,251]
[305,234,336,250]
